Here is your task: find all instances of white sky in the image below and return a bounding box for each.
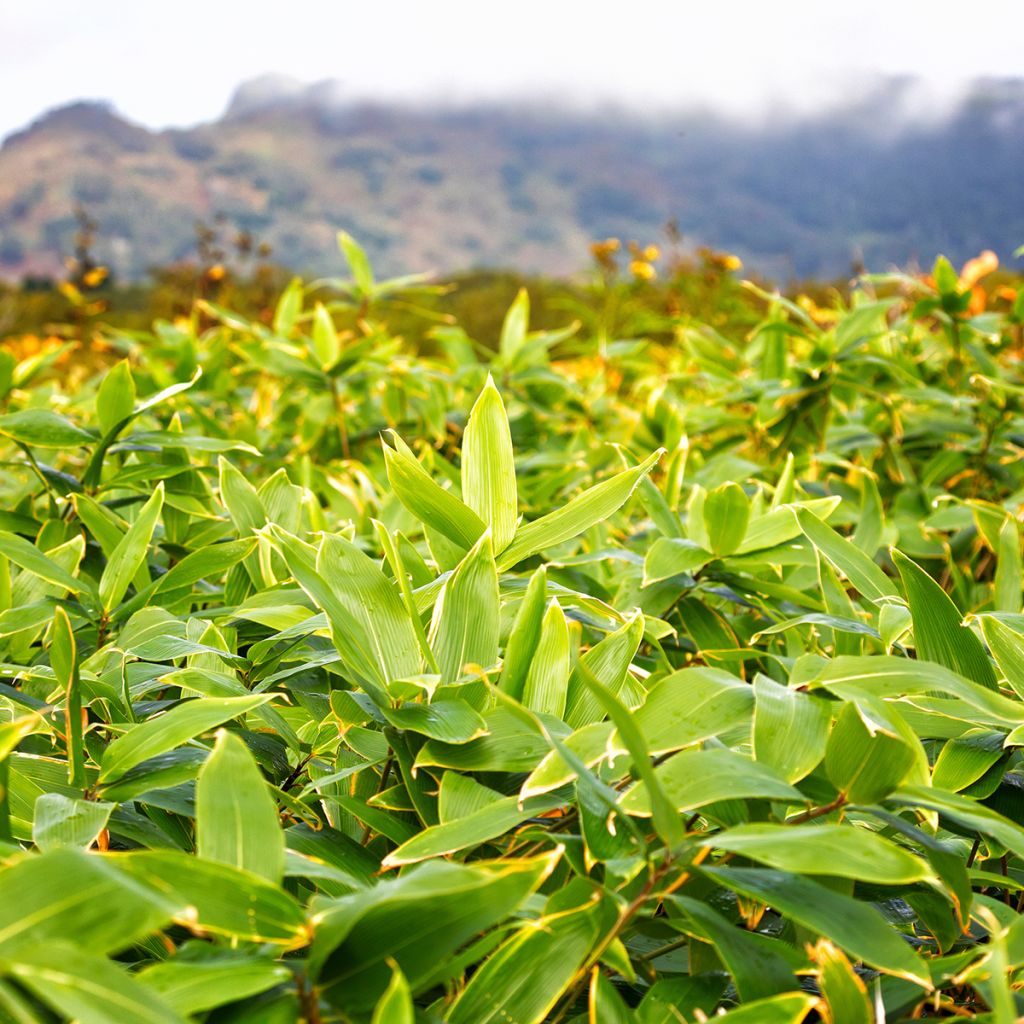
[2,0,1023,139]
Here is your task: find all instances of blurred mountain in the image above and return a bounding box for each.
[1,76,1022,282]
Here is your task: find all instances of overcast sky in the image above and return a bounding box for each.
[3,1,1023,139]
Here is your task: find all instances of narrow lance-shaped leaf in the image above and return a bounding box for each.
[824,700,916,804]
[428,529,500,682]
[446,898,611,1024]
[267,527,388,703]
[51,606,85,787]
[499,287,529,362]
[0,530,89,596]
[498,565,546,700]
[311,301,342,367]
[522,598,571,719]
[96,359,137,437]
[371,963,413,1024]
[196,729,285,885]
[578,661,686,849]
[752,674,831,783]
[671,896,797,1003]
[0,848,180,957]
[893,549,997,690]
[794,506,898,603]
[980,614,1024,700]
[316,533,422,687]
[563,609,644,727]
[6,943,185,1024]
[0,409,94,449]
[461,377,518,552]
[339,230,375,295]
[708,823,931,883]
[498,448,664,571]
[382,432,485,550]
[99,694,273,784]
[704,481,750,556]
[374,520,438,673]
[32,792,114,851]
[703,866,930,986]
[99,483,164,612]
[995,516,1023,613]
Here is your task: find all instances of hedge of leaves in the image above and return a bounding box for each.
[4,240,1024,1022]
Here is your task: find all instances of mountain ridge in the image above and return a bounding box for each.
[1,76,1022,282]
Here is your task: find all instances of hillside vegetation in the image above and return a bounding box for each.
[1,75,1023,281]
[4,238,1024,1020]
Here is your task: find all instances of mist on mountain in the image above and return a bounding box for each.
[0,74,1021,283]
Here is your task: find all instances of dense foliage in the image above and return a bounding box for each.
[3,237,1024,1022]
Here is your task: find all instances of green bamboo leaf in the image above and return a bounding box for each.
[462,377,518,552]
[814,941,874,1024]
[817,655,1024,726]
[995,517,1023,613]
[0,848,179,956]
[416,706,554,773]
[703,866,930,986]
[312,301,342,367]
[273,277,303,335]
[589,970,634,1024]
[713,992,819,1023]
[380,698,487,744]
[577,661,685,849]
[499,287,529,361]
[99,483,164,612]
[740,499,841,554]
[371,963,413,1024]
[0,409,94,448]
[709,823,931,883]
[979,614,1024,699]
[794,507,898,603]
[852,470,885,557]
[382,791,562,867]
[339,231,375,294]
[498,565,546,700]
[0,530,89,596]
[4,943,184,1024]
[887,786,1024,859]
[99,694,273,783]
[147,537,258,601]
[497,448,665,570]
[32,793,114,850]
[824,701,916,804]
[522,599,571,719]
[893,549,997,689]
[447,897,612,1024]
[316,532,423,686]
[671,896,797,1002]
[931,731,1005,792]
[520,722,619,798]
[196,729,284,885]
[115,850,307,944]
[704,482,750,556]
[51,605,86,786]
[752,674,831,783]
[564,609,644,727]
[632,667,755,756]
[139,958,291,1017]
[429,529,500,682]
[383,432,485,550]
[310,855,558,1008]
[636,977,725,1022]
[621,748,802,816]
[642,537,712,585]
[96,359,137,437]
